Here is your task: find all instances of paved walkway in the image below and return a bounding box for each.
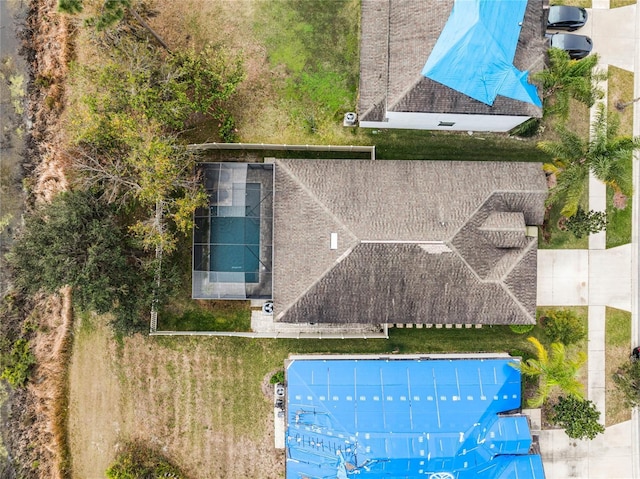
[536,2,640,478]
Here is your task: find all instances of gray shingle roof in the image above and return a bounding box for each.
[273,159,547,325]
[358,0,546,121]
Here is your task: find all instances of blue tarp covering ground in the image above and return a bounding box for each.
[285,358,545,479]
[422,0,542,107]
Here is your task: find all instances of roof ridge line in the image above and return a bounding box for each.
[274,159,360,321]
[275,159,359,243]
[445,191,498,243]
[496,237,537,282]
[387,74,425,111]
[445,242,485,284]
[498,240,538,323]
[448,240,535,324]
[276,244,359,322]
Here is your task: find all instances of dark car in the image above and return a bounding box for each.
[547,5,588,31]
[547,33,593,59]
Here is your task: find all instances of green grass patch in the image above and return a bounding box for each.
[606,307,631,347]
[254,0,359,133]
[366,129,547,162]
[605,307,632,425]
[551,0,592,7]
[611,0,636,7]
[608,66,634,137]
[606,179,633,248]
[605,66,633,248]
[157,301,251,332]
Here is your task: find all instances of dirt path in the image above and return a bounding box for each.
[67,317,122,478]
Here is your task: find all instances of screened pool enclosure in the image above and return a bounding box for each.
[192,163,273,299]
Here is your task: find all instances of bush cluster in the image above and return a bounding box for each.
[106,442,186,479]
[550,395,604,440]
[540,309,586,346]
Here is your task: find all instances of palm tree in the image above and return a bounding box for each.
[514,337,586,407]
[533,48,604,120]
[539,104,640,217]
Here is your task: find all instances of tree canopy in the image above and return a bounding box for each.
[533,48,603,120]
[514,336,586,407]
[69,39,243,252]
[7,191,159,331]
[539,104,640,217]
[550,395,604,440]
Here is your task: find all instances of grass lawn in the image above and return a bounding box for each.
[552,0,592,6]
[606,178,633,248]
[611,0,637,7]
[157,301,251,332]
[605,307,632,425]
[605,66,634,248]
[608,68,636,138]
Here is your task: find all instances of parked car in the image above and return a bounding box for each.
[547,33,593,59]
[547,5,588,31]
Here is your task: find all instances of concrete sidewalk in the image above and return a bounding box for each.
[536,2,640,478]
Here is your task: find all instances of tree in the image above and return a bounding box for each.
[532,48,603,120]
[514,336,586,407]
[7,191,158,331]
[550,395,605,440]
[70,40,243,252]
[539,104,640,217]
[565,207,607,238]
[613,359,640,407]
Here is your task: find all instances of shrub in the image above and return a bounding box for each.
[543,309,587,346]
[1,338,36,388]
[509,324,535,334]
[613,359,640,407]
[106,442,186,479]
[550,395,605,440]
[565,207,608,238]
[270,370,285,384]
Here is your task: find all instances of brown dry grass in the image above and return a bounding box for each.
[7,1,76,477]
[67,315,123,477]
[28,0,71,202]
[146,0,278,144]
[23,287,73,479]
[605,307,632,426]
[67,318,284,478]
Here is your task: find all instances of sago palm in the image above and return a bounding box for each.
[515,336,586,407]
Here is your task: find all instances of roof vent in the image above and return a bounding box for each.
[343,112,357,127]
[263,301,274,314]
[330,233,338,250]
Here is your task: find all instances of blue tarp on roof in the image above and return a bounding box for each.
[422,0,542,107]
[285,358,546,479]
